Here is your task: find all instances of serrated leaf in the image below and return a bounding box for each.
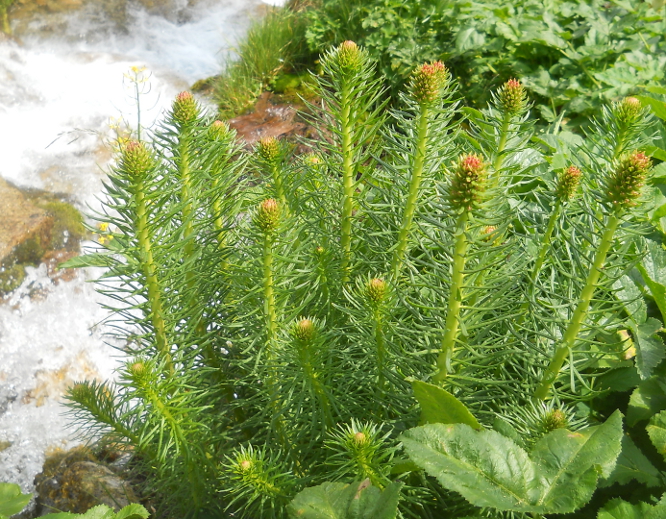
[0,483,32,518]
[601,434,661,488]
[630,318,666,380]
[627,376,666,426]
[401,411,623,514]
[114,504,149,519]
[613,275,647,325]
[637,95,666,121]
[412,380,481,429]
[597,498,654,519]
[287,480,402,519]
[648,410,666,460]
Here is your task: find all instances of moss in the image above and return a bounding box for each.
[42,200,85,250]
[0,263,26,295]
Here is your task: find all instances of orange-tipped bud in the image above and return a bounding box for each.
[448,153,488,212]
[409,61,450,105]
[337,40,362,71]
[172,91,199,125]
[499,78,527,115]
[604,151,652,210]
[292,318,316,342]
[257,137,281,165]
[615,96,643,125]
[556,165,582,201]
[208,120,230,140]
[256,198,280,233]
[353,432,367,444]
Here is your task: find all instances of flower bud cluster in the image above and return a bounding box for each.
[208,120,230,140]
[409,61,449,105]
[336,41,362,71]
[499,78,527,115]
[292,318,316,343]
[448,153,488,212]
[614,96,643,126]
[172,91,199,125]
[603,151,652,210]
[541,409,569,432]
[366,278,387,304]
[255,198,280,233]
[126,360,151,386]
[257,137,282,166]
[121,141,154,178]
[556,165,582,201]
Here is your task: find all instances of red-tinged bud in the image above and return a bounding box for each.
[604,151,652,210]
[367,277,387,303]
[615,96,643,125]
[292,318,316,342]
[499,78,527,116]
[256,198,280,233]
[336,40,362,71]
[556,165,582,201]
[208,120,230,140]
[172,91,199,125]
[315,246,324,255]
[409,61,450,105]
[239,460,252,472]
[257,137,281,165]
[448,153,488,212]
[120,141,154,177]
[353,432,367,444]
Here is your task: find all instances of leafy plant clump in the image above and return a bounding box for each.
[305,0,666,129]
[65,43,666,519]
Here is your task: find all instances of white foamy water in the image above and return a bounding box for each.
[0,0,270,496]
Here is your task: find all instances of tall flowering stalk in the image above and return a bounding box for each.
[434,153,488,382]
[391,61,451,277]
[493,78,527,173]
[534,151,652,400]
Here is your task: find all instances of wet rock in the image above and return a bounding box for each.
[229,92,308,147]
[34,446,139,515]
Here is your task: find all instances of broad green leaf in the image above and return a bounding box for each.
[630,318,666,380]
[412,380,481,429]
[613,275,646,325]
[455,28,486,53]
[401,411,623,514]
[645,146,666,162]
[287,480,402,519]
[114,504,150,519]
[647,85,666,95]
[597,498,654,519]
[0,483,31,519]
[596,367,641,394]
[637,95,666,121]
[601,434,661,488]
[651,162,666,182]
[628,376,666,426]
[648,410,666,460]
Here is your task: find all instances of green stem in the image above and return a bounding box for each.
[134,180,172,372]
[433,211,470,383]
[533,213,621,400]
[299,347,333,428]
[271,163,287,207]
[339,81,355,284]
[493,114,511,172]
[1,8,10,35]
[530,201,562,288]
[391,105,430,278]
[263,234,278,358]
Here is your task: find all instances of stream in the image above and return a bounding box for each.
[0,0,281,495]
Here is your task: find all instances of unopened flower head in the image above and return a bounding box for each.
[366,277,387,303]
[614,96,644,126]
[257,137,281,165]
[172,91,199,125]
[604,151,652,210]
[353,432,367,444]
[448,153,488,212]
[556,165,582,201]
[208,120,230,140]
[409,61,450,105]
[336,40,362,71]
[292,318,316,342]
[256,198,281,233]
[542,409,569,432]
[120,141,154,178]
[499,78,527,115]
[239,460,252,472]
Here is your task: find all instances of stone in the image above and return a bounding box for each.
[34,446,139,515]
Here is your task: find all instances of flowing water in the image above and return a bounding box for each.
[0,0,281,494]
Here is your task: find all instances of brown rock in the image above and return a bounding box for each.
[35,446,139,515]
[0,179,51,264]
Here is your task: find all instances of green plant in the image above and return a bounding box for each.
[305,0,666,130]
[65,43,663,518]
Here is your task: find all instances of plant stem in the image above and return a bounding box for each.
[434,211,470,383]
[530,201,562,288]
[493,114,511,173]
[373,306,386,397]
[299,346,333,428]
[263,234,278,359]
[270,162,287,207]
[1,7,10,35]
[533,212,621,400]
[134,178,172,372]
[392,105,430,278]
[339,81,355,284]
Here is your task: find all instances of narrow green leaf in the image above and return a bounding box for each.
[60,253,118,269]
[412,380,481,429]
[0,483,31,518]
[648,410,666,461]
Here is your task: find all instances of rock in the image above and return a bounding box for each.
[34,446,139,515]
